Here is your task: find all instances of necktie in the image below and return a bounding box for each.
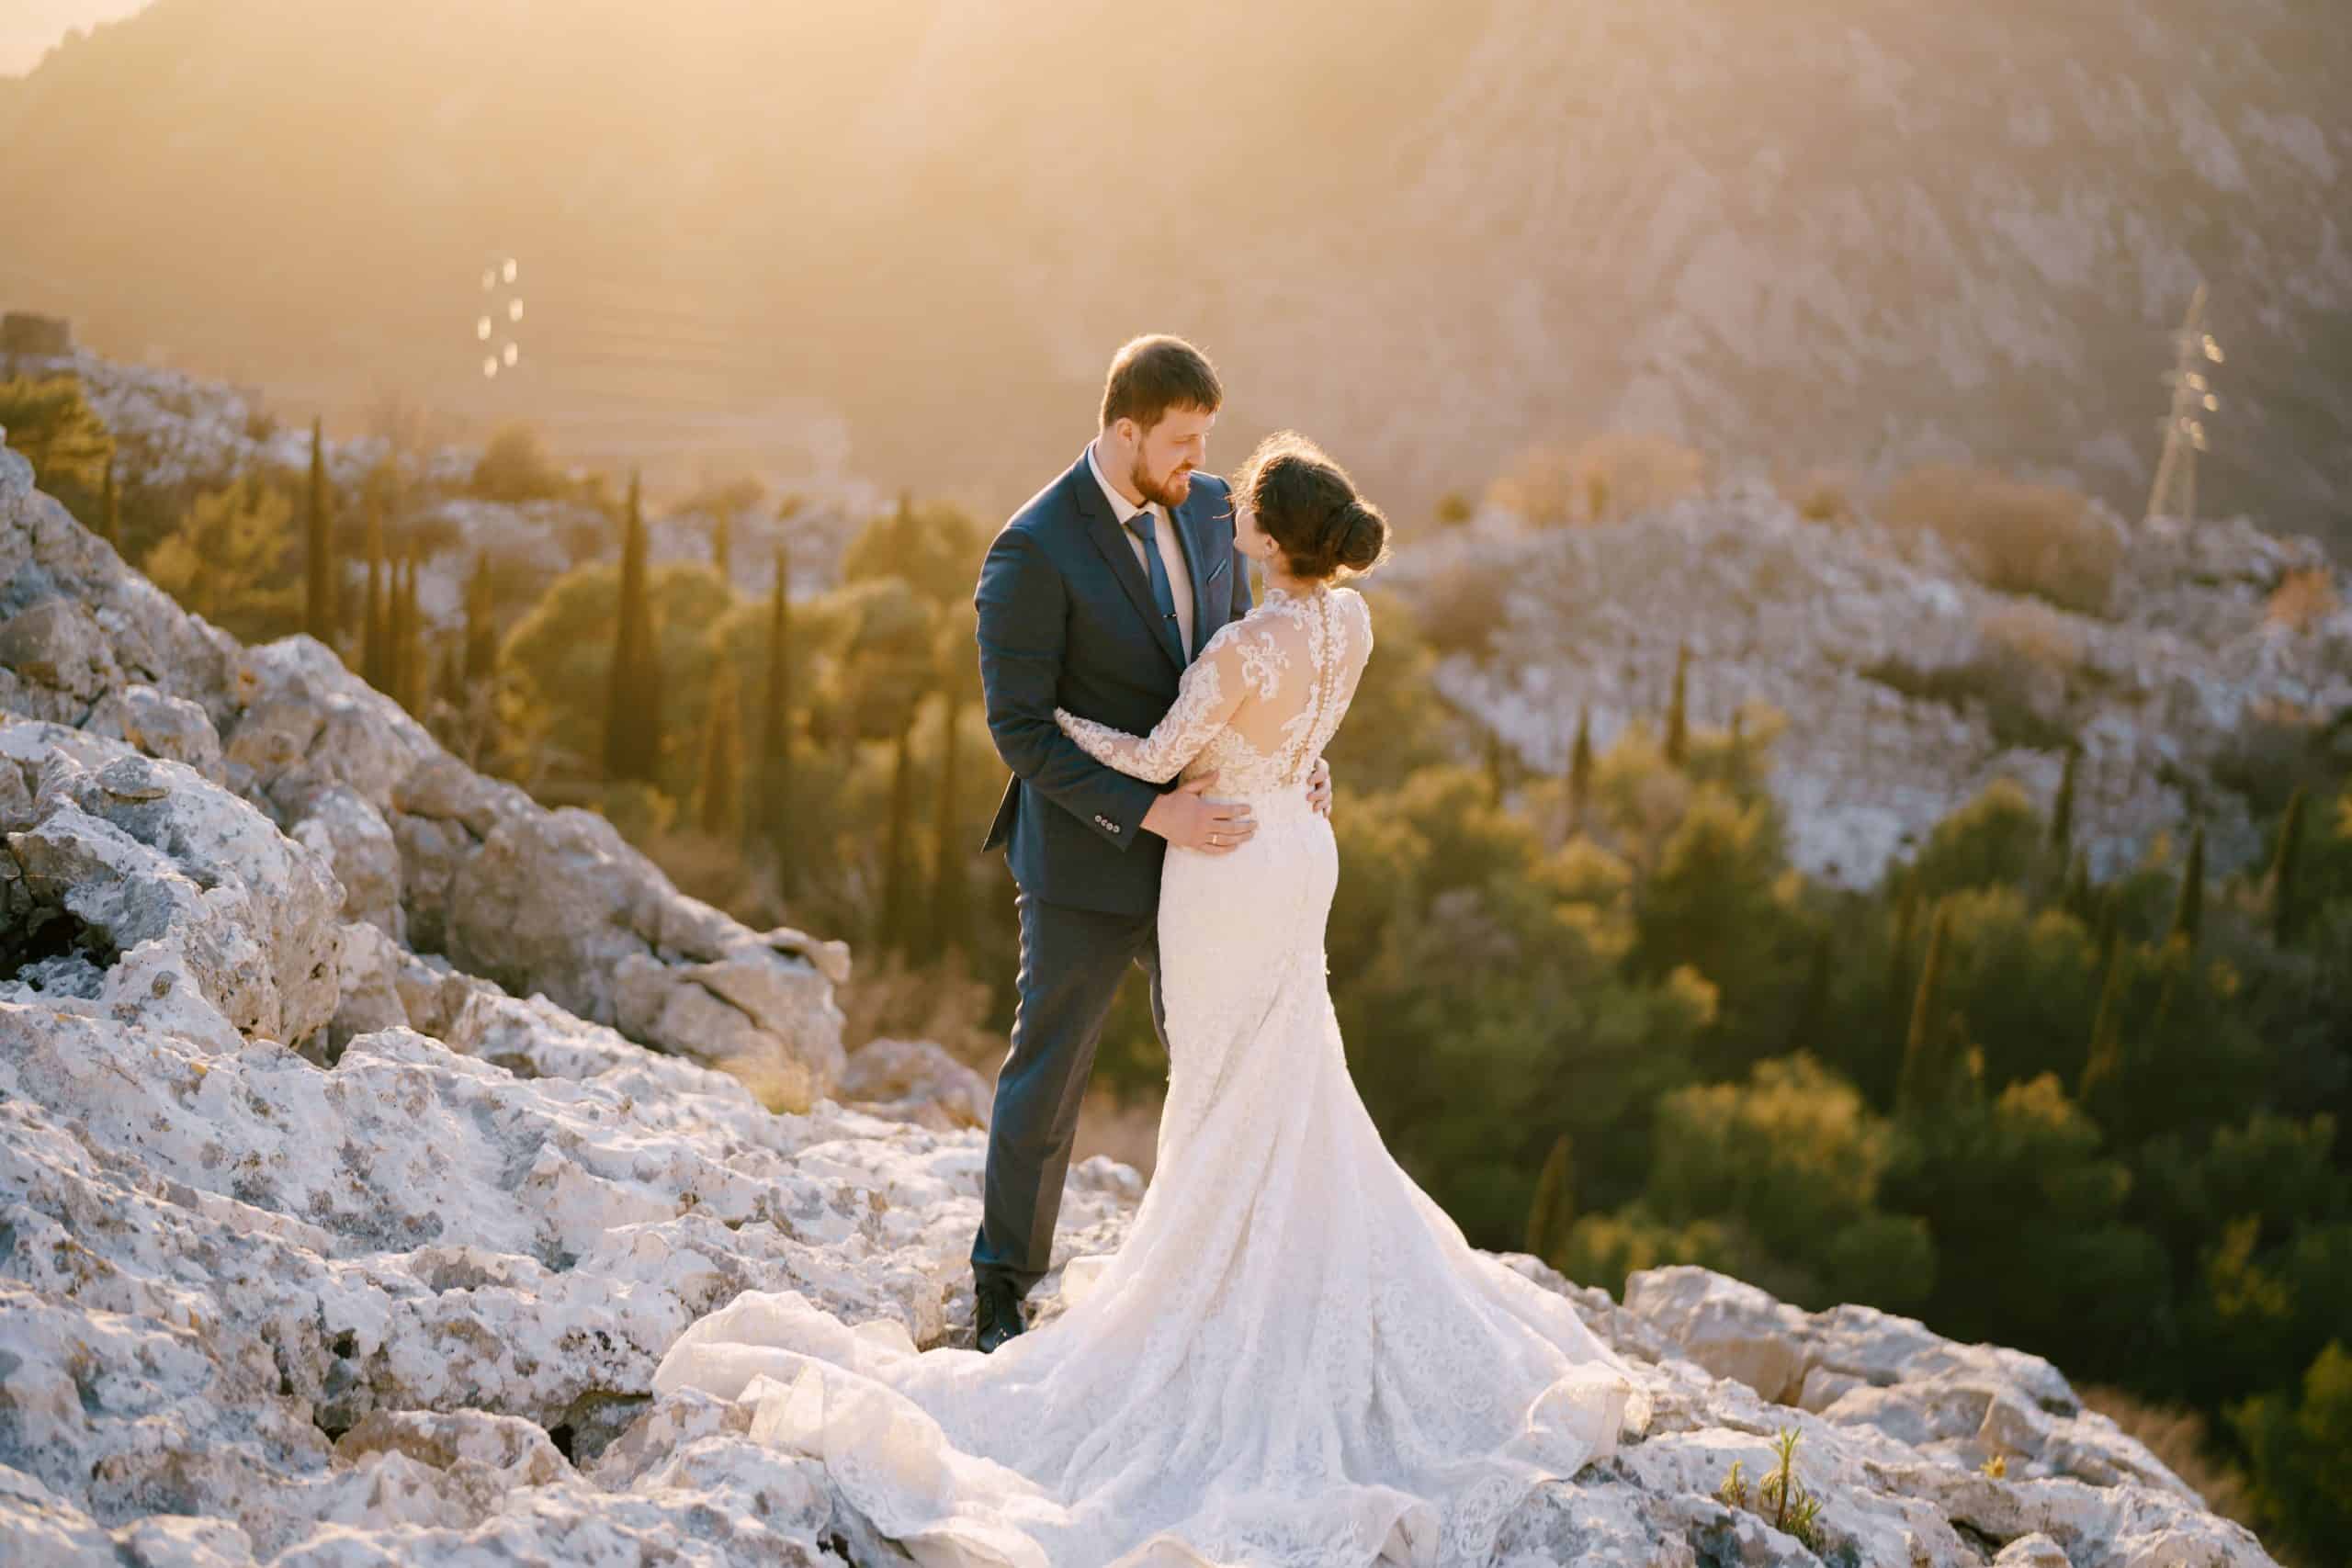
[1125,510,1186,661]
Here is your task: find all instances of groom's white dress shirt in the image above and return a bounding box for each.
[1088,438,1197,661]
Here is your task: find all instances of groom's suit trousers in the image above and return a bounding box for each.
[972,890,1170,1299]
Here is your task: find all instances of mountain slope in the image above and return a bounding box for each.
[2,0,2345,543]
[0,430,2285,1568]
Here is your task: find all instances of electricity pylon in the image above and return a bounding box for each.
[476,256,524,382]
[2145,282,2223,525]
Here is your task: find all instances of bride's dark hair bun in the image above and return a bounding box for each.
[1325,498,1389,575]
[1229,431,1392,581]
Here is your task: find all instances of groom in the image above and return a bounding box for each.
[969,334,1330,1352]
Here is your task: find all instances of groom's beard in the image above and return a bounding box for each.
[1132,456,1193,510]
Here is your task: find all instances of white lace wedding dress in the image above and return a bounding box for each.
[652,582,1653,1567]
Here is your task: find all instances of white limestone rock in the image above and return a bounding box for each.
[1623,1266,2236,1531]
[1,451,848,1095]
[85,683,227,784]
[0,594,113,704]
[837,1037,993,1131]
[0,446,241,724]
[0,366,2286,1568]
[3,731,344,1048]
[291,785,405,942]
[327,919,410,1057]
[446,805,846,1102]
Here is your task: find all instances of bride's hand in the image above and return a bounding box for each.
[1305,758,1332,818]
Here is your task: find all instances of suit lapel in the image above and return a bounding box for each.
[1073,445,1185,674]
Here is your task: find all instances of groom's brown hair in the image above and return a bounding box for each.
[1101,334,1223,434]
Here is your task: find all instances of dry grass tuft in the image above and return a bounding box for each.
[834,948,1003,1066]
[1488,432,1709,527]
[1979,599,2086,674]
[1782,465,1860,525]
[1883,463,2121,615]
[2075,1382,2278,1558]
[2265,567,2340,633]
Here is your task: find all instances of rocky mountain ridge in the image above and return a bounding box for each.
[1408,486,2352,888]
[0,418,2289,1558]
[5,0,2346,541]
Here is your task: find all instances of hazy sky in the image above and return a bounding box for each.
[2,0,151,76]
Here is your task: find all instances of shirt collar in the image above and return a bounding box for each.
[1087,437,1158,527]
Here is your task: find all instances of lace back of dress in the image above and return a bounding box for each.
[1141,584,1370,798]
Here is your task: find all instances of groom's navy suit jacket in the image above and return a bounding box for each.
[976,445,1252,917]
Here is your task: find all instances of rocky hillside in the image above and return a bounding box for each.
[0,426,2290,1557]
[1407,488,2352,888]
[4,0,2346,540]
[32,335,2352,893]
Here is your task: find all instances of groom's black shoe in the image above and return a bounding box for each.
[975,1275,1027,1354]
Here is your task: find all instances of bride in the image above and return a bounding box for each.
[653,433,1655,1567]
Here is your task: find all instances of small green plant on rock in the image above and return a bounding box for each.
[1718,1427,1826,1552]
[1717,1458,1750,1510]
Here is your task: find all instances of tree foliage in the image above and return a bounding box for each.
[0,373,112,493]
[142,470,301,643]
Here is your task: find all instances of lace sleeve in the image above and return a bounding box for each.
[1055,623,1251,783]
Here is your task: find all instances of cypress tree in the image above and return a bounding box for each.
[362,494,389,692]
[304,416,334,641]
[463,552,497,684]
[2270,786,2309,946]
[695,662,744,838]
[1885,871,1920,1043]
[2049,747,2078,858]
[1567,705,1594,833]
[930,690,969,955]
[2149,934,2187,1045]
[1664,643,1690,766]
[2063,849,2094,923]
[1784,926,1834,1055]
[881,712,920,953]
[639,594,667,784]
[759,545,795,861]
[433,629,465,712]
[711,503,732,586]
[1523,1132,1576,1264]
[393,547,423,716]
[2079,938,2128,1105]
[408,554,426,712]
[97,453,119,548]
[605,470,651,781]
[2093,886,2121,973]
[388,551,411,706]
[1896,902,1954,1119]
[408,552,433,716]
[2168,821,2205,950]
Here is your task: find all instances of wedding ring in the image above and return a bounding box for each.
[1210,832,1221,847]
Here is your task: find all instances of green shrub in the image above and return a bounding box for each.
[1905,779,2046,899]
[469,422,570,503]
[0,372,113,494]
[142,470,301,643]
[2228,1340,2352,1561]
[1859,652,2074,752]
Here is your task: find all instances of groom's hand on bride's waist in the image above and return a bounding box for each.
[1142,773,1256,854]
[1306,758,1332,818]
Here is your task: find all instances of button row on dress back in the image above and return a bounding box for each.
[1285,591,1338,785]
